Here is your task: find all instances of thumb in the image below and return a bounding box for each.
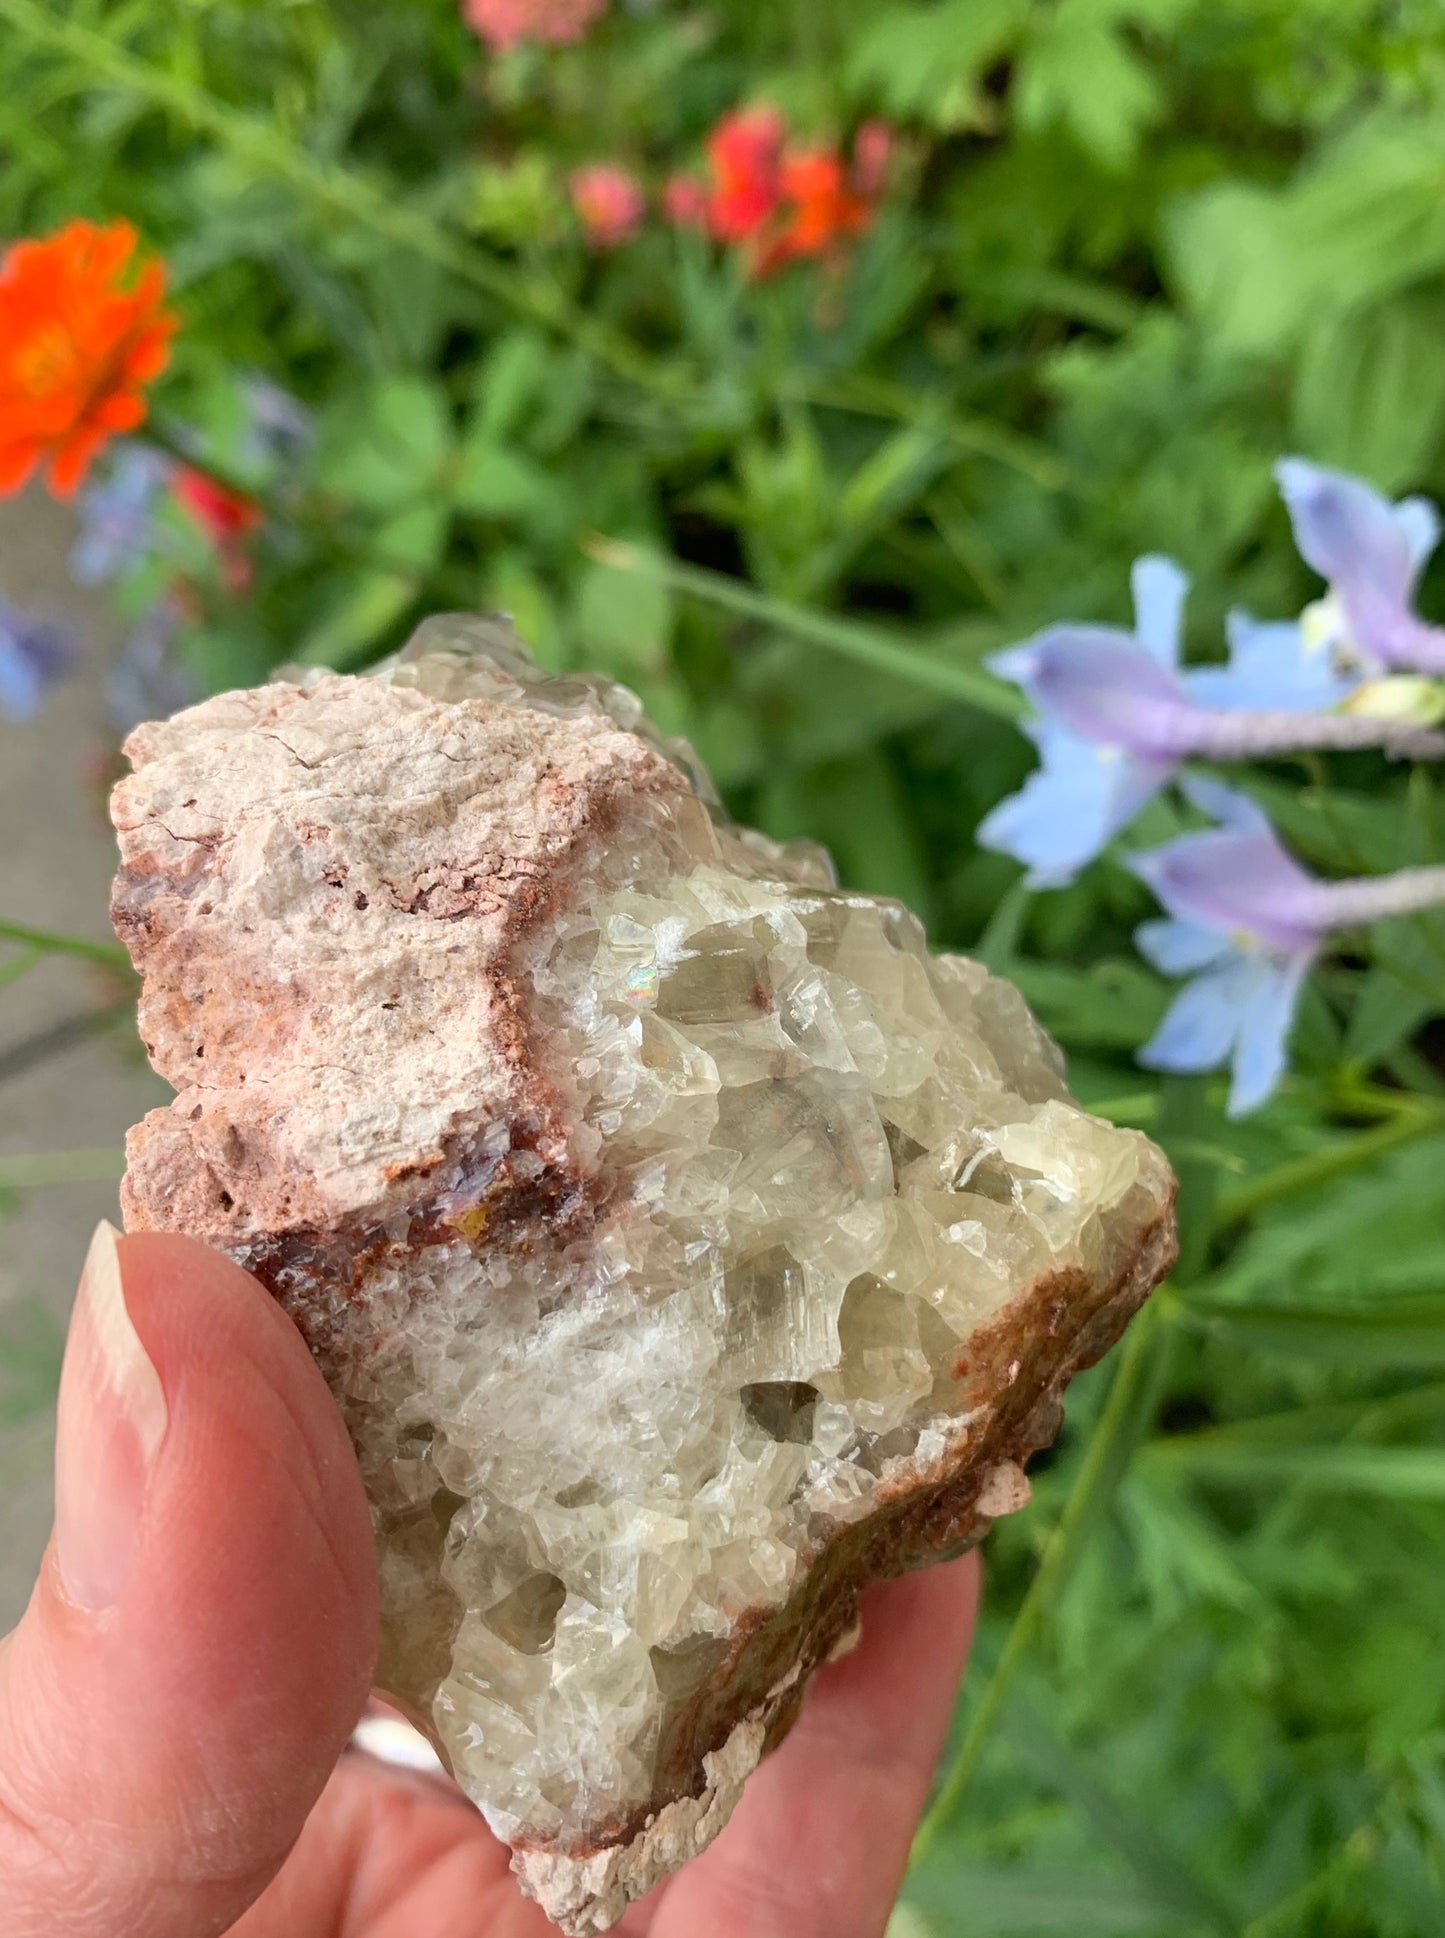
[0,1223,378,1938]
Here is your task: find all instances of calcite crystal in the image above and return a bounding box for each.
[111,616,1177,1934]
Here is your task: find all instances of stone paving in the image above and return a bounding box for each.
[0,488,165,1627]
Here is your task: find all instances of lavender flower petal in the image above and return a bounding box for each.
[1130,825,1323,955]
[1229,951,1310,1116]
[1135,917,1234,976]
[1176,775,1272,835]
[1276,458,1420,601]
[977,724,1174,887]
[1131,554,1188,669]
[1184,611,1358,714]
[1276,456,1445,675]
[989,627,1192,752]
[1138,957,1249,1073]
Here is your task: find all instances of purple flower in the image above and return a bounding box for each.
[70,442,172,586]
[0,599,77,721]
[1132,779,1445,1114]
[979,554,1442,888]
[978,556,1189,886]
[1276,456,1445,678]
[1131,782,1320,1115]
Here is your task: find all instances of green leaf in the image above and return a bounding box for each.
[1149,1441,1445,1500]
[1180,1292,1445,1369]
[295,571,417,669]
[1346,964,1436,1067]
[374,502,450,573]
[574,553,673,680]
[453,439,556,522]
[1292,295,1445,491]
[847,0,1028,131]
[1171,116,1445,356]
[1009,958,1168,1051]
[314,376,453,509]
[470,329,551,444]
[1006,1697,1239,1935]
[1015,0,1192,172]
[903,1862,1163,1932]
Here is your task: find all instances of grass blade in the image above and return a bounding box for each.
[0,919,131,969]
[910,1297,1167,1862]
[1179,1291,1445,1368]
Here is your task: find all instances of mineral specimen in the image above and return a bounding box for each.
[111,616,1177,1934]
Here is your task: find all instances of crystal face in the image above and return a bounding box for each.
[112,615,1176,1935]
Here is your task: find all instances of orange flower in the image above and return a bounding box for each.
[757,148,875,275]
[0,220,176,500]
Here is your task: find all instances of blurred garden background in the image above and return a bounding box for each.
[5,1,1445,1932]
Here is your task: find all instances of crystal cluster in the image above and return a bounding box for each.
[112,616,1176,1934]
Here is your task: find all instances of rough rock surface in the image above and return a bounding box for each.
[112,616,1177,1934]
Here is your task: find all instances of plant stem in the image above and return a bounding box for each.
[909,1297,1166,1864]
[1216,1105,1445,1231]
[586,537,1020,718]
[0,920,131,970]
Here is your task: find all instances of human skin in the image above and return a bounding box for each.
[0,1226,978,1938]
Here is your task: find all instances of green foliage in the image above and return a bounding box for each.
[4,1,1445,1931]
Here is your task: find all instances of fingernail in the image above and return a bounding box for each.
[54,1222,168,1611]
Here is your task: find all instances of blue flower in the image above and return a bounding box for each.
[1131,781,1326,1116]
[1275,456,1445,678]
[0,599,78,721]
[70,442,171,586]
[978,556,1193,886]
[1184,608,1358,714]
[978,553,1429,888]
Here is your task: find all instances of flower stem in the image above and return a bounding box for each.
[1315,863,1445,927]
[1180,709,1445,763]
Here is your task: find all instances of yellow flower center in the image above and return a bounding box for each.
[14,320,82,398]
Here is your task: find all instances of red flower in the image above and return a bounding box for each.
[569,165,646,249]
[465,0,606,52]
[705,107,786,243]
[757,147,875,275]
[174,468,262,592]
[662,174,710,230]
[0,220,176,500]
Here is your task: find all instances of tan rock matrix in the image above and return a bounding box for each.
[111,616,1177,1933]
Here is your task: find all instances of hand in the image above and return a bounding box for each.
[0,1224,978,1938]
